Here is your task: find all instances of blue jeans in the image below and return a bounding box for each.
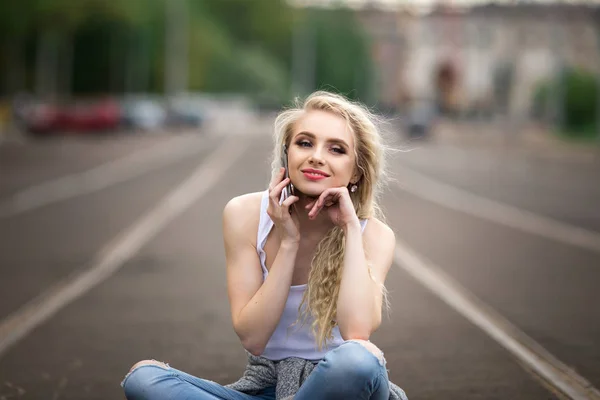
[122,341,390,399]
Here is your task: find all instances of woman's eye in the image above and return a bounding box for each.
[331,146,346,154]
[296,140,312,147]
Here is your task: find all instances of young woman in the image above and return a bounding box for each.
[122,91,408,400]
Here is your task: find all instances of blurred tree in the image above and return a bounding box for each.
[0,0,162,96]
[188,0,293,103]
[533,67,598,138]
[0,1,34,95]
[311,8,375,103]
[31,0,92,97]
[0,0,374,105]
[200,0,295,69]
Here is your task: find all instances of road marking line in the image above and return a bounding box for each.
[393,238,600,400]
[395,165,600,254]
[0,136,247,358]
[0,135,213,219]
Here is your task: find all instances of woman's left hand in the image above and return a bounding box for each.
[305,187,360,229]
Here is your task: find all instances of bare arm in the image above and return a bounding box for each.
[223,171,300,356]
[336,219,395,340]
[305,187,395,341]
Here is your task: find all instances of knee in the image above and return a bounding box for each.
[121,360,171,399]
[128,359,170,374]
[324,340,386,382]
[346,339,386,366]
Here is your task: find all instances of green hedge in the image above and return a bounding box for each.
[533,68,598,138]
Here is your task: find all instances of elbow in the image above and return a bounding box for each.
[240,336,266,357]
[338,321,372,342]
[338,316,380,341]
[233,319,267,357]
[245,345,265,357]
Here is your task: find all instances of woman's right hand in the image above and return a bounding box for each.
[267,167,300,244]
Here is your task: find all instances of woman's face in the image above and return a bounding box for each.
[287,110,357,198]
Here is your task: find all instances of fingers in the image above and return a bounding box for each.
[308,189,333,219]
[281,195,299,214]
[269,177,290,203]
[268,167,286,192]
[267,169,295,217]
[308,201,325,219]
[307,188,348,219]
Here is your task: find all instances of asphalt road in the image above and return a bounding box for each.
[0,126,598,400]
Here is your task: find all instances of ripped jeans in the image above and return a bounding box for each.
[122,341,390,400]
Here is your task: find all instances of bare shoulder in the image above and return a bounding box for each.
[364,217,395,248]
[223,191,264,247]
[223,191,263,217]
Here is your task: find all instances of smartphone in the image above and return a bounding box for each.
[281,144,294,200]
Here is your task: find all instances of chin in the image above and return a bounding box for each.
[293,187,320,199]
[293,183,329,198]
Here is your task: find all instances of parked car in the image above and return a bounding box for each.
[60,98,120,132]
[120,97,167,132]
[25,102,62,134]
[165,97,204,129]
[25,98,120,135]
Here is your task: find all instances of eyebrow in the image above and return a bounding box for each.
[295,131,350,149]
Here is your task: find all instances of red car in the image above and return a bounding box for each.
[27,98,121,135]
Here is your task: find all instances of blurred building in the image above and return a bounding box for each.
[358,3,600,118]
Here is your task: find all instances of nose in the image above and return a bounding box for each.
[308,145,325,166]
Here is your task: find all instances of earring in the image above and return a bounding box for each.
[350,184,358,193]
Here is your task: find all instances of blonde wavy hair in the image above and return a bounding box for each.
[270,91,391,350]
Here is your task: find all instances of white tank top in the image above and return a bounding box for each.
[256,190,368,361]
